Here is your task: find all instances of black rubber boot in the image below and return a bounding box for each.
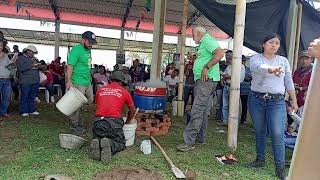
[246,158,265,168]
[275,167,286,180]
[70,123,86,135]
[100,138,112,163]
[89,139,101,161]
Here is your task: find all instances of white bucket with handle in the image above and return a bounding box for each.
[123,121,137,146]
[122,109,139,147]
[56,87,88,116]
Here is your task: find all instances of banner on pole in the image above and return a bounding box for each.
[116,50,126,64]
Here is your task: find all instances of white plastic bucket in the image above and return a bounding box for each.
[123,122,137,147]
[56,87,88,116]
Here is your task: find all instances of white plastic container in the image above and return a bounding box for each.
[123,122,137,146]
[56,87,88,116]
[140,140,152,155]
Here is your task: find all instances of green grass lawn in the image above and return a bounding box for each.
[0,102,291,180]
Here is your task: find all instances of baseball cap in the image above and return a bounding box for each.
[242,55,248,61]
[82,31,97,44]
[298,50,311,58]
[111,71,127,85]
[25,45,38,54]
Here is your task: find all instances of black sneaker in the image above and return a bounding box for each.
[176,143,195,152]
[89,139,101,161]
[216,122,228,126]
[246,158,265,168]
[275,167,286,180]
[100,138,111,163]
[70,123,86,135]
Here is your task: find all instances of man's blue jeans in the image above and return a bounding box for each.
[285,136,296,149]
[183,85,194,111]
[183,79,217,144]
[20,83,39,114]
[222,86,230,123]
[215,88,223,119]
[248,91,286,168]
[0,79,12,116]
[222,85,241,124]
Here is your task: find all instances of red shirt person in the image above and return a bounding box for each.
[90,71,136,163]
[293,51,313,107]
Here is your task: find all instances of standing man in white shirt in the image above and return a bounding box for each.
[164,69,179,103]
[218,50,245,126]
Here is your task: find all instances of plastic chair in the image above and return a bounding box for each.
[53,84,62,97]
[38,87,49,103]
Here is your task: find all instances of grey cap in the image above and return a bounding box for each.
[111,71,127,85]
[298,50,311,58]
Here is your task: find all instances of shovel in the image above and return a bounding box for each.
[151,136,185,179]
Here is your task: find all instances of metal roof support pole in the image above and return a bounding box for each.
[177,0,189,117]
[120,29,125,52]
[286,0,298,70]
[227,0,247,154]
[150,0,167,80]
[54,19,60,58]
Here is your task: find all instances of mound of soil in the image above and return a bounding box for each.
[94,167,163,180]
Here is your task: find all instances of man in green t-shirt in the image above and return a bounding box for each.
[177,27,224,152]
[67,31,97,134]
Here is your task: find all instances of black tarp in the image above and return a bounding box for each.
[190,0,320,56]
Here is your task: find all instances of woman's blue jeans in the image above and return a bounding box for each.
[20,83,39,114]
[0,79,12,115]
[248,91,286,168]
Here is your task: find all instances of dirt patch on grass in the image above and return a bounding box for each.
[94,167,163,180]
[0,123,22,164]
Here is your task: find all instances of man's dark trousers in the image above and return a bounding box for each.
[93,117,126,155]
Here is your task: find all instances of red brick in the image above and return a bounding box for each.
[138,122,152,128]
[136,130,150,136]
[136,113,143,118]
[158,122,171,127]
[142,113,150,119]
[163,113,169,119]
[162,117,171,122]
[146,118,160,124]
[146,127,160,132]
[160,126,169,131]
[136,126,144,131]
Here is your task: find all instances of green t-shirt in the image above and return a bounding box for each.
[193,33,220,81]
[67,44,92,86]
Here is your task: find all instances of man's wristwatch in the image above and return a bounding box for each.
[204,64,210,70]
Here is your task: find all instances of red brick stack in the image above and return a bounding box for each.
[135,113,171,136]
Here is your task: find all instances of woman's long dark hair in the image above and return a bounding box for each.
[261,33,281,53]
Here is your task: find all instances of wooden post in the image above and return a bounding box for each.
[177,0,189,117]
[150,0,167,80]
[293,2,302,72]
[288,59,320,180]
[227,0,246,153]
